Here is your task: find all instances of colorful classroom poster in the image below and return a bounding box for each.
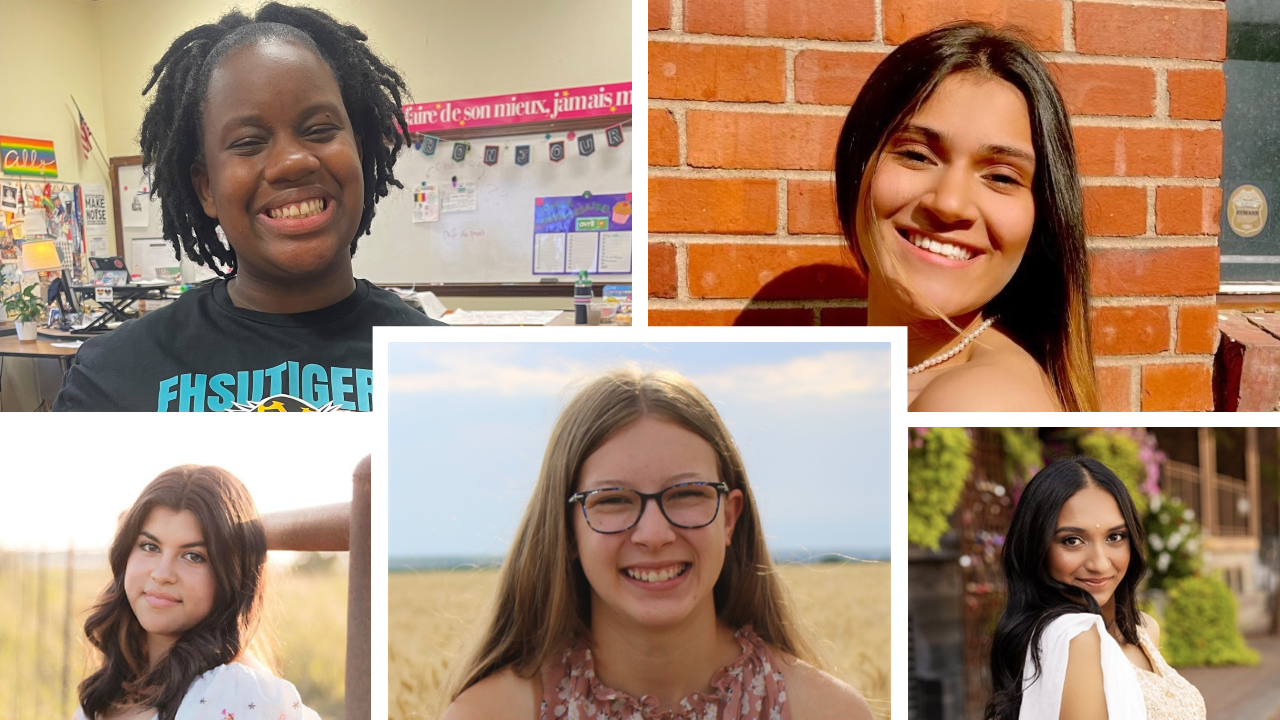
[412,184,440,223]
[441,182,477,214]
[531,193,632,274]
[0,136,57,177]
[598,231,632,273]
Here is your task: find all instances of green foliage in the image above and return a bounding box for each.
[1163,573,1259,667]
[994,427,1043,487]
[1143,493,1203,590]
[1076,429,1147,514]
[908,428,972,550]
[2,283,45,322]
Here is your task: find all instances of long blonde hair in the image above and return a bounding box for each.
[448,367,817,698]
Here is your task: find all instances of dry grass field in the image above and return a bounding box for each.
[389,561,891,720]
[0,553,348,720]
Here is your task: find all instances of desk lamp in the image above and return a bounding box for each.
[18,240,67,328]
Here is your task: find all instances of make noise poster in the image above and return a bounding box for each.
[532,193,631,275]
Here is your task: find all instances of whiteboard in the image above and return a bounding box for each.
[352,125,632,284]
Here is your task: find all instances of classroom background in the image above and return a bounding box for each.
[0,0,632,411]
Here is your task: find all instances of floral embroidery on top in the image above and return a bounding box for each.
[539,626,789,720]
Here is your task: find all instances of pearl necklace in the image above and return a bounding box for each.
[907,316,998,375]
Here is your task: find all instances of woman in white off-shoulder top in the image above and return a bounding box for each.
[985,457,1206,720]
[73,466,321,720]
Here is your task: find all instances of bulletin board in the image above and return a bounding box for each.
[351,124,632,285]
[0,178,88,317]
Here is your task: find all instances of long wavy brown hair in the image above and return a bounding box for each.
[78,466,269,720]
[447,367,819,701]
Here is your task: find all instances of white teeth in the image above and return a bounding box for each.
[907,232,973,261]
[625,563,688,583]
[269,199,325,220]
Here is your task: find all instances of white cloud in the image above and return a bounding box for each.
[689,350,890,400]
[389,346,586,396]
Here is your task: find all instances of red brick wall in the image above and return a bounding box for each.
[648,0,1227,411]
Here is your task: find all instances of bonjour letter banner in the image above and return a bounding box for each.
[403,82,632,134]
[0,136,58,178]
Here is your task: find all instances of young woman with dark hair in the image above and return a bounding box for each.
[442,368,872,720]
[834,22,1097,411]
[55,3,442,413]
[986,457,1205,720]
[74,465,320,720]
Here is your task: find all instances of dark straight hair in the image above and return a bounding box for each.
[984,457,1148,720]
[834,22,1097,411]
[79,466,268,720]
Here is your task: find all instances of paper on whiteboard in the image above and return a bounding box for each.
[443,309,563,326]
[412,185,439,223]
[566,232,598,273]
[534,233,564,273]
[599,232,631,273]
[119,165,152,228]
[442,182,477,213]
[131,237,178,280]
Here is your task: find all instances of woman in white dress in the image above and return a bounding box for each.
[985,457,1205,720]
[73,465,322,720]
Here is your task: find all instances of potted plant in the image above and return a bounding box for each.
[3,283,47,341]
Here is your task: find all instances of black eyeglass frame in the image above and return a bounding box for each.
[567,481,731,534]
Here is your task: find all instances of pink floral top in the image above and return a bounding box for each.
[539,626,789,720]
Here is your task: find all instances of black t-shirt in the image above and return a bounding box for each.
[53,278,443,412]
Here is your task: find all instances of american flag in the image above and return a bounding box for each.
[78,110,93,159]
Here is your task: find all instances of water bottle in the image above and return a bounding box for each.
[574,270,591,325]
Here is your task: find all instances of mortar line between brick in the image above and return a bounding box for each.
[874,0,884,44]
[648,31,893,52]
[1129,362,1141,412]
[1074,0,1224,9]
[1146,186,1157,235]
[777,182,788,236]
[670,0,684,34]
[1063,1,1076,52]
[674,240,688,301]
[674,107,688,168]
[1086,235,1218,248]
[1152,70,1170,123]
[1092,296,1217,307]
[784,48,797,104]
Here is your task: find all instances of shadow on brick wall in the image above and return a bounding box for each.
[732,263,868,326]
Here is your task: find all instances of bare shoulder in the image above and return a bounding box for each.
[1061,626,1107,720]
[1141,611,1161,647]
[441,667,540,720]
[778,653,874,720]
[911,333,1060,411]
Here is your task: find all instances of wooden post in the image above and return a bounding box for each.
[1200,428,1216,537]
[63,546,74,719]
[346,456,371,720]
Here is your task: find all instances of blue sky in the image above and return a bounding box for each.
[387,342,892,559]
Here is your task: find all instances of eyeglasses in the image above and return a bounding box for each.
[567,481,730,534]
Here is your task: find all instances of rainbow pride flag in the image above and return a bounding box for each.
[0,136,58,178]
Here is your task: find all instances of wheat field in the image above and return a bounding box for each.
[0,553,348,720]
[388,562,891,720]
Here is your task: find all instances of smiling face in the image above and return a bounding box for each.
[123,507,218,653]
[191,38,364,282]
[572,416,743,631]
[1047,485,1131,612]
[863,71,1037,320]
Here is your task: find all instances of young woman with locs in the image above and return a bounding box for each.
[54,3,443,413]
[986,457,1205,720]
[835,22,1098,411]
[442,368,872,720]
